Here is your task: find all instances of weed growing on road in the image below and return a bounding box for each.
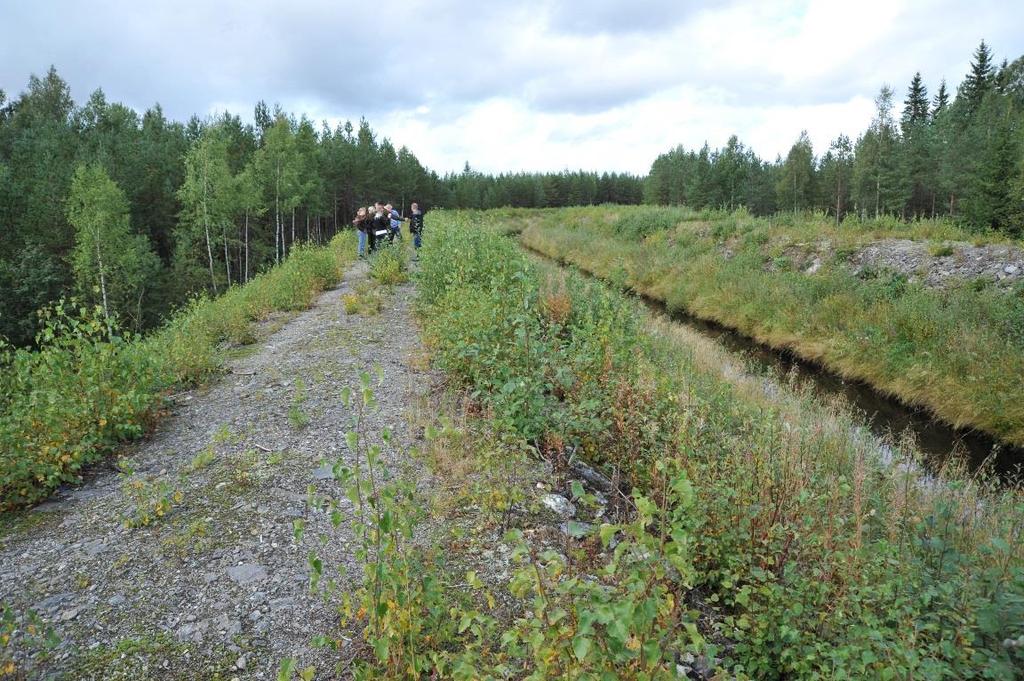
[120,475,184,528]
[369,245,409,285]
[288,377,310,430]
[1,604,59,677]
[188,445,216,472]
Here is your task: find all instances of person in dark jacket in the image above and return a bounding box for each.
[370,204,389,253]
[353,207,369,257]
[408,202,424,250]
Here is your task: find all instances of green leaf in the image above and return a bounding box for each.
[277,657,296,681]
[570,480,585,500]
[599,523,620,548]
[572,635,592,661]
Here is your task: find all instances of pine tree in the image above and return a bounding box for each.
[776,131,816,212]
[931,79,949,119]
[901,74,935,217]
[820,135,854,224]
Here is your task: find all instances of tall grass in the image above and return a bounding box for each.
[414,211,1024,678]
[517,206,1024,447]
[0,232,357,509]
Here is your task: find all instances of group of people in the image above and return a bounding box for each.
[352,201,424,257]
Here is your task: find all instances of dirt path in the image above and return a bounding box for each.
[0,261,438,679]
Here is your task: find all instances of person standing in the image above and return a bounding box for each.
[353,207,369,257]
[385,203,402,243]
[371,204,389,253]
[408,202,424,251]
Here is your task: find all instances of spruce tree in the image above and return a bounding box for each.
[901,72,930,133]
[959,40,995,115]
[931,79,949,119]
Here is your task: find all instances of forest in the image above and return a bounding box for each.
[0,69,640,347]
[645,41,1024,230]
[4,41,1018,350]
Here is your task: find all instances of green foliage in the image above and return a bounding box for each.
[613,205,702,240]
[288,377,310,430]
[67,163,161,329]
[0,302,163,509]
[368,244,410,285]
[188,445,216,472]
[413,209,1024,679]
[304,373,455,679]
[417,213,653,449]
[502,461,702,679]
[176,127,235,293]
[0,232,356,509]
[120,474,184,528]
[1,603,60,677]
[343,281,386,316]
[520,205,1024,447]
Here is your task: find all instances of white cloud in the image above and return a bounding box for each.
[2,0,1022,174]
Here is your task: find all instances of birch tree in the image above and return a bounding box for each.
[66,163,159,329]
[178,128,233,293]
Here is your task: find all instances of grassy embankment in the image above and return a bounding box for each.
[508,205,1024,451]
[0,232,357,510]
[341,211,1021,679]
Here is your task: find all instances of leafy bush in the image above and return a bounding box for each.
[412,210,1024,679]
[613,205,700,240]
[0,232,356,510]
[368,243,409,285]
[0,303,164,509]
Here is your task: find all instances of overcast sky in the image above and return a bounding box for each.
[2,0,1022,174]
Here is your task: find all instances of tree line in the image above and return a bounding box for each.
[645,41,1024,232]
[0,69,453,345]
[1,68,637,347]
[444,163,643,209]
[2,42,1019,344]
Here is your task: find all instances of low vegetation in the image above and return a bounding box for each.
[514,204,1024,448]
[327,212,1022,679]
[0,232,356,510]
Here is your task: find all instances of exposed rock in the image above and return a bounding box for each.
[570,460,615,494]
[541,493,576,518]
[226,563,268,585]
[559,521,594,538]
[848,239,1024,289]
[312,464,335,480]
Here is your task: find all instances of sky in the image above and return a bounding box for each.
[2,0,1023,175]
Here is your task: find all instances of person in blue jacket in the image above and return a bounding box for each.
[385,203,402,243]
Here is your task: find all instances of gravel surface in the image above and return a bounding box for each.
[850,239,1024,288]
[0,261,439,679]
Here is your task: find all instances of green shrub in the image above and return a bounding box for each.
[613,206,699,240]
[369,243,409,285]
[0,232,356,509]
[0,303,164,509]
[416,208,1024,679]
